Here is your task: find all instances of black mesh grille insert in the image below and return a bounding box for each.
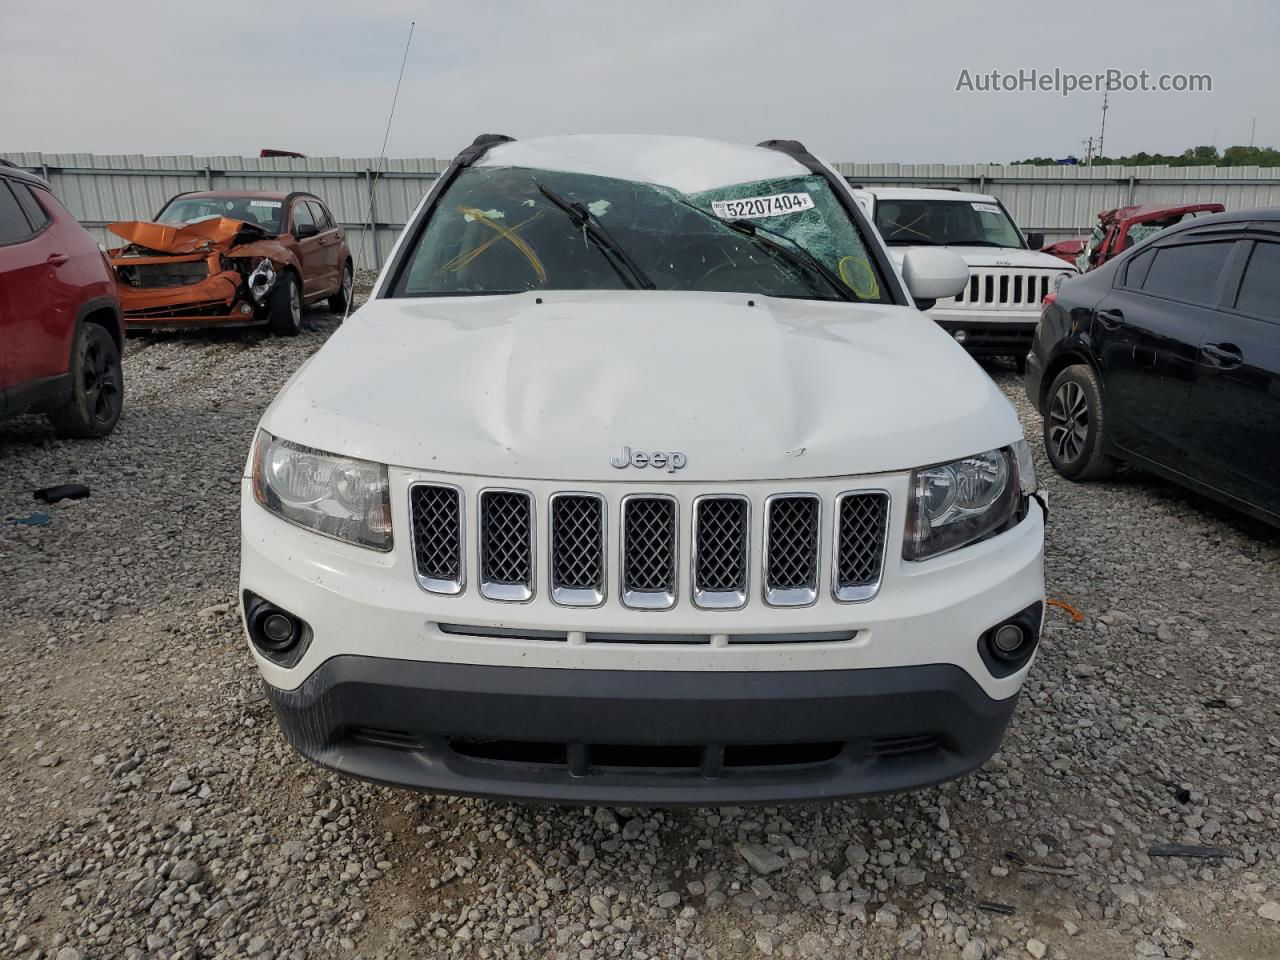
[479,491,533,588]
[622,497,676,595]
[550,495,604,592]
[410,485,462,585]
[836,493,889,593]
[694,498,748,595]
[765,496,820,593]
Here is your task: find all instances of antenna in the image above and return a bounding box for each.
[347,20,416,322]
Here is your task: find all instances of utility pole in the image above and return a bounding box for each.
[1250,117,1257,147]
[1097,90,1109,162]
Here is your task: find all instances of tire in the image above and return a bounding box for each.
[327,260,353,315]
[48,323,124,439]
[1043,363,1116,481]
[1013,354,1028,375]
[268,271,303,336]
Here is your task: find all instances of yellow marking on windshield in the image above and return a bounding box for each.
[442,207,547,283]
[838,255,879,299]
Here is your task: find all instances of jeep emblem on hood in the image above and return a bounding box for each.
[610,446,687,472]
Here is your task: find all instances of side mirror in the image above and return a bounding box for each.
[1025,231,1045,249]
[294,222,319,239]
[901,248,969,311]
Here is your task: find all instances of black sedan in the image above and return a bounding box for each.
[1025,207,1280,527]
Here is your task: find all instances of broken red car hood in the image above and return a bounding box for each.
[108,217,265,254]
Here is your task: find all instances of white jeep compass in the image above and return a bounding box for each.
[241,134,1046,804]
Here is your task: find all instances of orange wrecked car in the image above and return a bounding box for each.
[108,191,353,335]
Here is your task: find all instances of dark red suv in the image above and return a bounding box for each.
[0,161,125,437]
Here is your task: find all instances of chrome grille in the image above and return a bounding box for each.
[549,493,606,607]
[409,484,463,595]
[693,496,749,609]
[951,270,1056,309]
[621,496,677,609]
[834,492,889,602]
[764,494,821,606]
[410,485,891,610]
[478,490,534,602]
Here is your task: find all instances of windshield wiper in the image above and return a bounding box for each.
[669,197,859,303]
[535,183,655,290]
[724,218,860,303]
[948,240,1018,248]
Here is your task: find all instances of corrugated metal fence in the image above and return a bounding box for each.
[0,153,446,270]
[6,151,1280,267]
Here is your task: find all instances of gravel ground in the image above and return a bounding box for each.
[3,286,1280,960]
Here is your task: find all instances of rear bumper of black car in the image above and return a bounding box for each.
[265,657,1020,805]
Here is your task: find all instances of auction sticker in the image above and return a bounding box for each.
[971,202,1002,215]
[249,200,283,208]
[712,192,814,220]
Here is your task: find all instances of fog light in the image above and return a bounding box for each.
[261,612,296,646]
[993,623,1024,653]
[243,591,311,666]
[953,329,968,343]
[238,302,254,315]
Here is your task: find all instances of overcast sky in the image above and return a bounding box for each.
[2,0,1274,163]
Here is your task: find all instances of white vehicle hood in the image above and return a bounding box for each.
[262,291,1023,482]
[888,246,1073,271]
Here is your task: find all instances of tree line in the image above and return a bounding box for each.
[1013,145,1280,167]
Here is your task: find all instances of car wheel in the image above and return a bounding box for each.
[1043,364,1115,481]
[48,323,124,439]
[327,261,353,316]
[268,271,303,336]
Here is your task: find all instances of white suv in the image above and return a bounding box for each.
[852,187,1076,363]
[241,135,1046,804]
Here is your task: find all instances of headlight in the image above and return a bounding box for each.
[247,259,277,302]
[252,431,392,551]
[1053,270,1075,293]
[904,443,1033,560]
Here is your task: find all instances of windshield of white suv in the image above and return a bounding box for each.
[874,198,1024,249]
[391,166,889,303]
[156,196,284,233]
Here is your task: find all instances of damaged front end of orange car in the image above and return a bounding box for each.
[108,218,294,329]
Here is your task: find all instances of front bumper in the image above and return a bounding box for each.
[265,656,1020,805]
[929,318,1038,356]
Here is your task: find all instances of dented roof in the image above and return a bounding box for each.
[476,135,812,194]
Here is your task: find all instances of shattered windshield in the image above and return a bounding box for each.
[392,166,888,302]
[156,196,284,233]
[875,198,1024,249]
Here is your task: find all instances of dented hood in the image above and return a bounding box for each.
[260,290,1024,482]
[108,217,267,255]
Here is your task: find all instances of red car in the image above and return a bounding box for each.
[1043,203,1227,273]
[0,162,125,437]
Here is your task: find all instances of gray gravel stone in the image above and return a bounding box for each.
[3,334,1278,960]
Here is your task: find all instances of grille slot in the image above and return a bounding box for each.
[478,490,534,602]
[692,496,749,609]
[549,493,606,607]
[763,494,820,607]
[621,496,677,610]
[834,492,890,602]
[410,484,464,595]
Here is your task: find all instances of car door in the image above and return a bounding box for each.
[1185,235,1280,511]
[1089,236,1236,466]
[288,199,323,298]
[0,177,79,394]
[307,200,341,294]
